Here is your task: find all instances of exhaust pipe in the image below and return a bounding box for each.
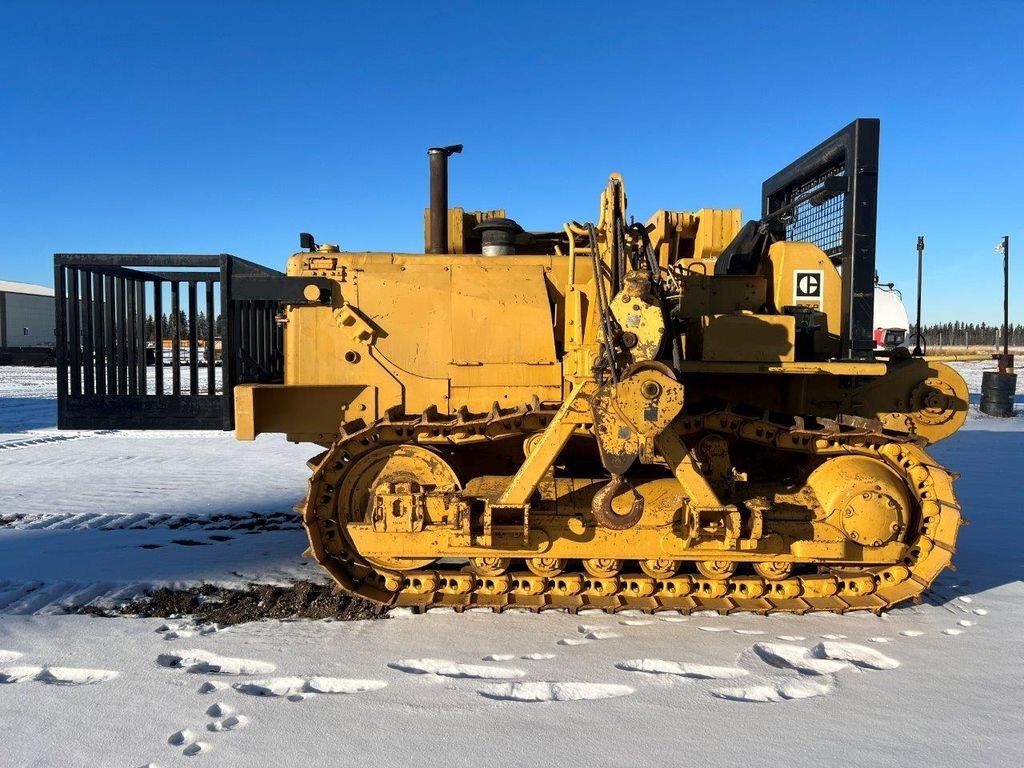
[427,144,463,254]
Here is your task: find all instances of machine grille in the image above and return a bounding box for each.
[780,164,846,258]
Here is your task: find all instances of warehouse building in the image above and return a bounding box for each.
[0,280,55,364]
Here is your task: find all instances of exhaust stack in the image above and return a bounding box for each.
[427,144,463,254]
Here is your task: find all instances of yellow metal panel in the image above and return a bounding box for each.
[450,263,557,365]
[693,208,742,260]
[234,383,370,441]
[679,274,767,318]
[702,313,796,363]
[354,262,454,380]
[766,241,842,337]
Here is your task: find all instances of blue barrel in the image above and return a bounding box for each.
[980,371,1018,417]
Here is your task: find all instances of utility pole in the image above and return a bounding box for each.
[981,236,1017,416]
[999,236,1011,372]
[913,236,924,356]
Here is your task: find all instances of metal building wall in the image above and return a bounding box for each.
[1,291,55,347]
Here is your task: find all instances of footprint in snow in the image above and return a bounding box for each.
[957,620,975,627]
[899,630,924,638]
[205,702,232,717]
[659,615,688,623]
[388,659,523,679]
[584,631,621,640]
[575,624,620,639]
[870,637,890,644]
[957,596,973,604]
[234,676,388,697]
[813,641,900,670]
[752,644,848,675]
[208,715,249,732]
[0,665,118,685]
[183,742,209,757]
[168,729,194,746]
[557,638,591,646]
[480,681,634,702]
[197,680,225,694]
[973,608,988,616]
[943,629,963,636]
[0,667,44,683]
[616,659,748,679]
[711,677,834,703]
[521,653,556,660]
[819,634,847,640]
[157,650,275,675]
[619,619,652,626]
[776,635,806,642]
[697,626,730,633]
[733,629,766,636]
[482,654,516,662]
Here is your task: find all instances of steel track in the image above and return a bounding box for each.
[300,403,962,615]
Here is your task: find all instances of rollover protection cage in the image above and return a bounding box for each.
[762,118,880,360]
[53,254,330,430]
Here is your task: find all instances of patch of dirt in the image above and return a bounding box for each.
[79,581,385,625]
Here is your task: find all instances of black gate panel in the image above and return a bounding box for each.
[53,254,285,430]
[762,118,880,360]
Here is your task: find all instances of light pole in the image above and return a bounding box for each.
[980,236,1016,417]
[913,236,924,356]
[998,236,1011,372]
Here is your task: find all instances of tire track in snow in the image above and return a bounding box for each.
[0,430,116,451]
[2,509,300,532]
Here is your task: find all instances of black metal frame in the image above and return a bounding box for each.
[54,254,331,430]
[762,118,880,360]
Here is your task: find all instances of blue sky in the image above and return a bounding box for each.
[1,1,1020,322]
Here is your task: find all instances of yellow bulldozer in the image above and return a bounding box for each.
[55,118,968,614]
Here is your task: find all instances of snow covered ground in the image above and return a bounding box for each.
[1,364,1022,767]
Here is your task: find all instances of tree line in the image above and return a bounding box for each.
[918,321,1024,348]
[144,312,224,342]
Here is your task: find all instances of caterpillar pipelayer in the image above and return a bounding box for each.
[54,118,969,614]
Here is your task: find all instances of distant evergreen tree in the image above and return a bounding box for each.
[920,321,1023,348]
[169,310,188,341]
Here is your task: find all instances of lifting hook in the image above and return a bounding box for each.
[591,473,645,530]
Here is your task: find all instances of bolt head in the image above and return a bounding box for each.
[640,380,662,398]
